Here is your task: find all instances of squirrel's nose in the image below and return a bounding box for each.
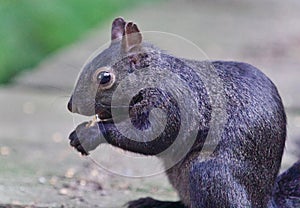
[67,97,74,112]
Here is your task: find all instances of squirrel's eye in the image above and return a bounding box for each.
[93,67,115,89]
[97,71,111,85]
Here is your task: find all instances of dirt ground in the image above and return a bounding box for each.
[1,0,300,207]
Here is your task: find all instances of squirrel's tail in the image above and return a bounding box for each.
[269,160,300,208]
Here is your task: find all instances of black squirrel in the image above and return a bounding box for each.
[67,17,300,208]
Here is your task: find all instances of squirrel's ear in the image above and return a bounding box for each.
[111,17,126,41]
[122,22,142,52]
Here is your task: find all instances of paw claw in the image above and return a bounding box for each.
[69,130,89,155]
[68,122,102,156]
[76,144,89,156]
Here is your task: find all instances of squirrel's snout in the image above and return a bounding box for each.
[67,97,77,113]
[67,98,72,112]
[67,96,94,116]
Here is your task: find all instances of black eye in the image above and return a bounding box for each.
[97,71,111,85]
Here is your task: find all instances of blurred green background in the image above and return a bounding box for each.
[0,0,151,84]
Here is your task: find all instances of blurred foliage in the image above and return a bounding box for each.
[0,0,151,84]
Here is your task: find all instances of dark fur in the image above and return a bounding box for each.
[68,18,300,208]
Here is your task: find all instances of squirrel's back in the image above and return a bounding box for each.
[167,60,286,207]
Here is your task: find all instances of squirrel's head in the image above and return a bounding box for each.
[67,17,159,121]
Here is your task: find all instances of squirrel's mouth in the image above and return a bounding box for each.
[96,107,130,124]
[95,105,113,123]
[95,97,142,124]
[96,109,113,123]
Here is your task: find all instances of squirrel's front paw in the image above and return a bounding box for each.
[69,122,103,155]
